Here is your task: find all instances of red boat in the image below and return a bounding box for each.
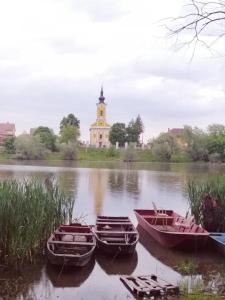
[134,209,209,249]
[47,224,96,267]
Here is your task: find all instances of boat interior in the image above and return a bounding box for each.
[49,225,95,255]
[135,209,207,234]
[95,216,138,244]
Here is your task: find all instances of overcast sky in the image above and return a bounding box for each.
[0,0,225,142]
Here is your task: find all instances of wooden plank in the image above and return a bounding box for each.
[97,217,130,221]
[54,231,93,236]
[96,221,132,225]
[49,241,95,246]
[101,237,125,242]
[94,230,137,234]
[120,274,179,297]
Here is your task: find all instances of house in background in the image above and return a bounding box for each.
[168,127,187,149]
[0,122,16,145]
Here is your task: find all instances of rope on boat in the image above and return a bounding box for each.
[57,256,68,281]
[111,246,122,262]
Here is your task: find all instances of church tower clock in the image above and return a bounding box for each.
[90,87,111,148]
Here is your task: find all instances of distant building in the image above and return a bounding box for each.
[90,87,111,148]
[0,122,16,145]
[168,127,187,149]
[168,128,184,135]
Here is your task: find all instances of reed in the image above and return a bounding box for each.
[0,178,74,266]
[186,175,225,230]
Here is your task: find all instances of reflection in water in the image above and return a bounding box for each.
[46,259,95,287]
[126,170,140,199]
[89,169,108,215]
[137,225,225,279]
[108,170,140,199]
[96,251,138,275]
[108,171,125,193]
[57,171,78,198]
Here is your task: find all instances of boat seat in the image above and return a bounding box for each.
[49,241,95,246]
[95,230,136,234]
[96,220,132,225]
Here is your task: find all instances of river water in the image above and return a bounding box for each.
[0,161,225,300]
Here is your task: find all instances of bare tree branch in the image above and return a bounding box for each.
[164,0,225,57]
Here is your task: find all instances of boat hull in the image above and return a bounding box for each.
[135,210,208,249]
[46,247,94,267]
[96,239,137,255]
[209,233,225,256]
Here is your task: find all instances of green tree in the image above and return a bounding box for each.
[151,133,179,161]
[60,142,78,160]
[15,134,46,159]
[33,126,56,151]
[109,123,127,147]
[207,124,225,136]
[59,124,80,144]
[60,114,80,132]
[4,137,16,154]
[126,115,144,144]
[207,135,225,161]
[182,126,208,161]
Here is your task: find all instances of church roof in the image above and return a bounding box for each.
[99,86,105,103]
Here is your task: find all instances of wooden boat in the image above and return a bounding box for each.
[93,216,139,255]
[134,209,209,249]
[209,232,225,256]
[47,224,96,267]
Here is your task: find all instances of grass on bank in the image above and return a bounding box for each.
[0,178,74,267]
[0,147,193,162]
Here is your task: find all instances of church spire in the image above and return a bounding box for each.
[99,86,105,103]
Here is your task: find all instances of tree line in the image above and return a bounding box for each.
[150,124,225,162]
[4,114,80,160]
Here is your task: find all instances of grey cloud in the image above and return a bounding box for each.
[59,0,127,22]
[46,37,99,54]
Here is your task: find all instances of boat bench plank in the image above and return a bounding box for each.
[49,241,95,246]
[95,230,137,234]
[54,231,93,236]
[96,221,132,225]
[101,237,126,242]
[97,219,129,221]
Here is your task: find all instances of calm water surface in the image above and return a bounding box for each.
[1,161,225,300]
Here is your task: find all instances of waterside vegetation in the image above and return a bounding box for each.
[3,121,225,163]
[186,175,225,231]
[0,178,74,267]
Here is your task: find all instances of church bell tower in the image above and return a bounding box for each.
[90,87,111,148]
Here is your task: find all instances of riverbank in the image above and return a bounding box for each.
[0,147,192,163]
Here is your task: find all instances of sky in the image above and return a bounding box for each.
[0,0,225,142]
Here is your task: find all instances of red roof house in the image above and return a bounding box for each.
[0,123,16,145]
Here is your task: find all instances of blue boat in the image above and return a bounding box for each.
[209,232,225,256]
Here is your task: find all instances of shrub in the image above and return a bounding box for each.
[60,142,78,160]
[15,134,47,159]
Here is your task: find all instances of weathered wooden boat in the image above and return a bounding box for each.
[93,216,139,255]
[134,209,209,249]
[47,224,96,267]
[209,232,225,256]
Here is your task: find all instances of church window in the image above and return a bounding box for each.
[100,110,103,116]
[100,134,102,139]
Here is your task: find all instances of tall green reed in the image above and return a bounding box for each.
[0,178,74,266]
[186,175,225,229]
